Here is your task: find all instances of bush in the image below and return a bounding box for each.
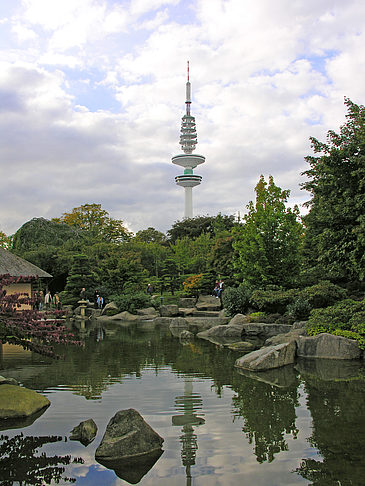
[287,298,312,320]
[300,281,347,309]
[110,292,153,314]
[250,288,298,314]
[222,285,252,316]
[306,298,365,337]
[182,274,203,297]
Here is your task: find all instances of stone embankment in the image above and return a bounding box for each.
[96,295,364,373]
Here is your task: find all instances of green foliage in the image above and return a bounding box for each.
[246,312,267,322]
[110,292,153,314]
[60,254,95,306]
[306,299,365,346]
[286,298,312,320]
[167,214,236,243]
[134,227,167,244]
[302,98,365,284]
[12,217,77,252]
[250,288,298,314]
[222,285,252,316]
[233,175,304,288]
[300,280,347,308]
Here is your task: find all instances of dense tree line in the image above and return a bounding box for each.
[1,99,364,352]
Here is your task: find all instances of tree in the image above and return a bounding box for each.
[54,203,131,243]
[232,175,304,288]
[302,98,365,284]
[134,227,167,244]
[60,254,95,306]
[167,214,236,243]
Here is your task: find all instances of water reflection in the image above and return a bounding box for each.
[0,433,83,485]
[172,377,205,486]
[231,368,300,463]
[295,360,365,485]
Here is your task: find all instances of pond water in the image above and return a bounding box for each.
[1,320,365,486]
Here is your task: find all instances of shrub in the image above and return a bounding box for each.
[306,298,365,338]
[250,288,298,314]
[349,311,365,334]
[182,274,203,298]
[287,298,312,320]
[222,285,252,317]
[300,281,347,309]
[110,292,152,314]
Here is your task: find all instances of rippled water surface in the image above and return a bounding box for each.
[1,321,365,485]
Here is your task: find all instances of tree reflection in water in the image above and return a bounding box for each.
[231,370,300,463]
[295,370,365,485]
[0,433,83,485]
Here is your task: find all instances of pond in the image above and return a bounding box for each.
[1,320,365,485]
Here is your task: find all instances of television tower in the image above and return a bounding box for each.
[172,62,205,219]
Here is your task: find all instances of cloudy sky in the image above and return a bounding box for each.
[0,0,364,236]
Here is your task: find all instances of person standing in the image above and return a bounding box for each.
[80,287,86,300]
[44,290,52,310]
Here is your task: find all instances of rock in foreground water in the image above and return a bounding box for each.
[0,385,50,419]
[95,408,164,462]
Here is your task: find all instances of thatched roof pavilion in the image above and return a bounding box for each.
[0,248,52,278]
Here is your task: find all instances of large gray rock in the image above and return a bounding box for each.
[195,295,221,311]
[0,385,50,419]
[235,341,297,371]
[241,323,292,339]
[197,324,241,340]
[297,333,362,360]
[101,301,119,316]
[136,307,159,318]
[160,304,180,317]
[70,418,98,445]
[179,297,197,308]
[186,316,229,332]
[95,409,164,462]
[265,326,306,346]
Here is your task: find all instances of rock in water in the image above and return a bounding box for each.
[0,385,50,419]
[70,418,97,445]
[95,409,164,462]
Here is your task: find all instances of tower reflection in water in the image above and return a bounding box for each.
[172,376,205,486]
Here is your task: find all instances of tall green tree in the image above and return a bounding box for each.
[233,175,304,288]
[302,98,365,283]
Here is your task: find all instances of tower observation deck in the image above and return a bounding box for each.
[172,62,205,219]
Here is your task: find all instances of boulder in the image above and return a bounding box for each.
[197,324,241,340]
[235,341,297,371]
[70,418,98,445]
[196,295,221,311]
[0,376,19,386]
[101,301,119,315]
[0,385,50,419]
[265,326,306,346]
[179,297,197,308]
[136,307,159,318]
[102,311,139,321]
[241,323,292,339]
[95,409,164,462]
[180,308,196,317]
[186,316,229,333]
[297,333,362,360]
[160,305,180,317]
[228,313,248,326]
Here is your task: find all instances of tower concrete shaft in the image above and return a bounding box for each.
[172,62,205,219]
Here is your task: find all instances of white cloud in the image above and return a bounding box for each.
[0,0,364,235]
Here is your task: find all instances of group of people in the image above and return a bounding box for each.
[212,279,224,298]
[34,290,60,311]
[80,288,104,309]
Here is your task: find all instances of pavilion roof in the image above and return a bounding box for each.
[0,248,52,278]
